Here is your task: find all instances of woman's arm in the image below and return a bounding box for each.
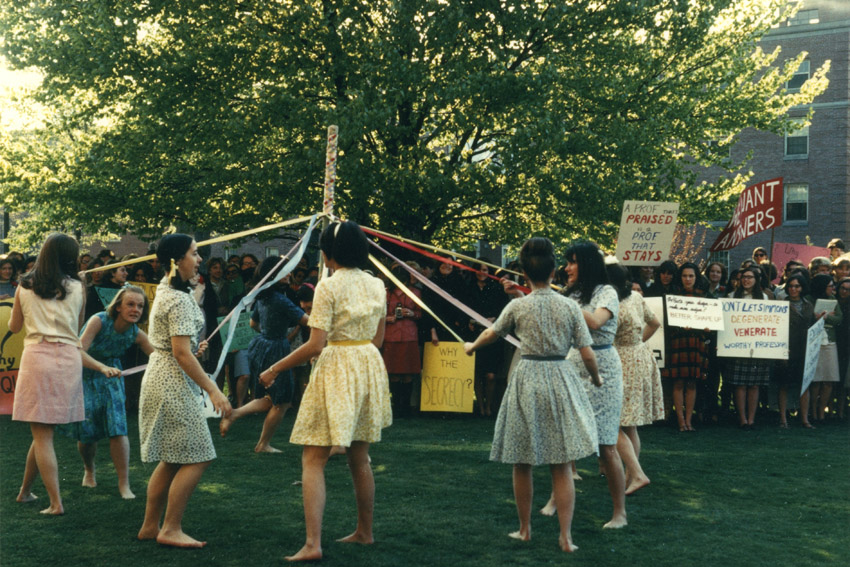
[258,327,328,387]
[464,327,498,356]
[373,316,386,349]
[583,307,612,330]
[80,350,121,377]
[8,292,23,333]
[135,329,155,356]
[172,335,231,417]
[578,345,604,387]
[642,315,660,343]
[79,315,103,351]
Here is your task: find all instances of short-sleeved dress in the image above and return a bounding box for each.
[139,284,215,463]
[490,288,599,465]
[566,285,624,446]
[290,268,392,447]
[615,292,664,427]
[61,312,137,442]
[248,288,305,405]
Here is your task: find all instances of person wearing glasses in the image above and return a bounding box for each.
[751,247,768,263]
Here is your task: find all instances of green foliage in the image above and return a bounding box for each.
[0,0,829,250]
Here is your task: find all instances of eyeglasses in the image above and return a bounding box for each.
[839,286,850,292]
[741,275,756,280]
[787,284,802,289]
[753,252,766,258]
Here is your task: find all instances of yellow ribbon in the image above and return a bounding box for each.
[368,254,464,343]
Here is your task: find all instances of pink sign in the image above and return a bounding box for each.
[770,242,830,283]
[710,178,783,252]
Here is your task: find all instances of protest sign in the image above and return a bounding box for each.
[615,201,679,265]
[130,281,159,304]
[644,297,666,368]
[814,299,837,316]
[665,295,724,331]
[801,318,826,396]
[770,242,830,284]
[0,301,25,415]
[216,312,255,352]
[420,342,475,412]
[717,299,789,359]
[710,178,783,252]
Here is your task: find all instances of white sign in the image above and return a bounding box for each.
[717,299,789,359]
[644,297,666,368]
[665,295,724,331]
[615,201,680,266]
[801,318,826,395]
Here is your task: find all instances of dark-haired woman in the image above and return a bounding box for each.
[219,257,308,452]
[383,264,422,418]
[0,258,18,299]
[726,266,772,429]
[10,233,121,515]
[607,263,663,495]
[258,221,391,562]
[85,260,129,319]
[776,274,816,428]
[645,260,677,420]
[666,262,709,432]
[808,274,842,422]
[465,237,601,552]
[62,286,154,498]
[137,234,232,548]
[561,242,627,529]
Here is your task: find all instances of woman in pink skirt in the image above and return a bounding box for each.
[9,233,120,515]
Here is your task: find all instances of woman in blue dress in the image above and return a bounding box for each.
[219,257,309,452]
[465,237,601,552]
[63,285,154,498]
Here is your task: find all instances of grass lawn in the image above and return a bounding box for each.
[1,411,848,567]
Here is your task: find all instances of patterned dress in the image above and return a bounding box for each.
[567,285,623,446]
[139,284,215,463]
[490,289,598,465]
[248,288,305,405]
[61,312,137,442]
[290,268,392,446]
[614,292,664,427]
[663,289,709,381]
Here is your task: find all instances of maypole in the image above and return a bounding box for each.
[319,125,339,278]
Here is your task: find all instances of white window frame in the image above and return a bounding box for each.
[785,118,808,158]
[788,9,819,26]
[784,183,808,224]
[786,60,810,93]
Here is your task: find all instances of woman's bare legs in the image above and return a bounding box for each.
[109,436,135,498]
[778,386,789,427]
[28,423,63,515]
[599,444,627,528]
[550,463,577,552]
[78,442,97,487]
[286,446,331,562]
[800,389,814,427]
[735,385,748,426]
[684,382,697,430]
[816,383,833,420]
[138,461,211,547]
[617,427,649,495]
[338,441,375,544]
[673,380,686,430]
[746,386,760,426]
[511,464,533,541]
[256,403,290,453]
[16,441,40,504]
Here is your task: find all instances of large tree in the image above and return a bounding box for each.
[0,0,828,250]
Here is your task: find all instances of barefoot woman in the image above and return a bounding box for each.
[259,221,392,562]
[10,233,121,515]
[137,234,232,547]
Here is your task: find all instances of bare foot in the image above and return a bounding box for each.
[137,525,160,541]
[337,531,374,544]
[603,515,628,529]
[119,486,136,499]
[508,530,530,541]
[16,491,38,503]
[254,445,283,454]
[82,471,97,488]
[540,497,557,516]
[572,471,583,481]
[558,533,578,552]
[156,530,207,548]
[219,415,233,437]
[625,476,650,496]
[39,504,64,515]
[285,544,323,562]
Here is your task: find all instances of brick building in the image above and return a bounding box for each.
[705,1,849,270]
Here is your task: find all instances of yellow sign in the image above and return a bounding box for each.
[0,302,25,415]
[420,342,475,413]
[130,281,159,304]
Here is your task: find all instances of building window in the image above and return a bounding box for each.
[784,184,808,223]
[786,60,809,92]
[706,250,730,270]
[788,9,819,26]
[264,246,279,258]
[785,119,808,157]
